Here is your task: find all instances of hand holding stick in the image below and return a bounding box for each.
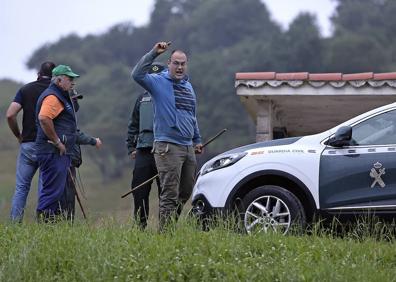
[121,128,227,198]
[154,41,172,55]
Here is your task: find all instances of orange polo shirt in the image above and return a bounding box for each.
[39,95,64,119]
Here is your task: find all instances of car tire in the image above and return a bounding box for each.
[242,185,306,235]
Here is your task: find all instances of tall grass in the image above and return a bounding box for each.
[2,217,396,281]
[0,148,137,223]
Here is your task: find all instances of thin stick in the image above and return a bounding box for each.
[121,128,227,199]
[202,128,227,148]
[68,168,87,220]
[121,174,159,198]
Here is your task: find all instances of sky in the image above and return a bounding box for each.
[1,0,337,83]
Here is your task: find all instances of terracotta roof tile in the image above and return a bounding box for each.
[309,73,342,81]
[342,72,373,81]
[275,72,308,80]
[235,71,396,82]
[235,72,275,80]
[373,72,396,80]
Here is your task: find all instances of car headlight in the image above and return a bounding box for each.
[201,152,247,175]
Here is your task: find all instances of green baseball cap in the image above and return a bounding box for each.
[52,65,80,78]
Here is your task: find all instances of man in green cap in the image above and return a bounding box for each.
[35,64,80,221]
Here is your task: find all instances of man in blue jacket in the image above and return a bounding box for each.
[132,41,203,229]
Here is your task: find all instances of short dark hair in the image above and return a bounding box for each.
[38,61,56,78]
[169,49,188,61]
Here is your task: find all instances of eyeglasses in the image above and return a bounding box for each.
[171,61,186,67]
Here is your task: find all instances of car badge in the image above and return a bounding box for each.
[370,162,386,188]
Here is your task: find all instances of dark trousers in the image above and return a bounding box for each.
[36,153,70,220]
[131,148,161,228]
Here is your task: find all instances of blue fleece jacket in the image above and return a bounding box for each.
[132,49,202,146]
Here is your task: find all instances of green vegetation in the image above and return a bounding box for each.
[24,0,396,181]
[1,219,396,281]
[1,1,396,279]
[4,0,396,182]
[0,146,139,223]
[2,0,396,221]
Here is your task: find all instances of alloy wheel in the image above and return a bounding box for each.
[244,195,291,234]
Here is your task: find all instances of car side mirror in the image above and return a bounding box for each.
[327,126,352,148]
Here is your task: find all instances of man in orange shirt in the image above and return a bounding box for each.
[35,65,79,220]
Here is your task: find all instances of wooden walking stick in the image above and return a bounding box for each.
[68,168,87,219]
[121,128,227,199]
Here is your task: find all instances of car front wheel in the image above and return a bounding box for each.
[242,185,306,235]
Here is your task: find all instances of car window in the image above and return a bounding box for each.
[352,110,396,146]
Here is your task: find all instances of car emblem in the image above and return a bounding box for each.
[370,162,386,188]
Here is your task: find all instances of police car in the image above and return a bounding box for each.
[192,102,396,234]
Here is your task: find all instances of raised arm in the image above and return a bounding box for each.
[131,41,171,91]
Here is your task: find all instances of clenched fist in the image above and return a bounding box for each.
[153,41,171,55]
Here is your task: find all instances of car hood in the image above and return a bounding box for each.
[219,137,302,156]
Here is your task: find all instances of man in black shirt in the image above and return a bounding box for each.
[6,61,56,222]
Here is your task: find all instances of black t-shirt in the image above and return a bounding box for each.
[13,78,51,142]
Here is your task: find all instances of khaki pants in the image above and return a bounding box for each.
[153,141,196,229]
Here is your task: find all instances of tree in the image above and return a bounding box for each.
[327,0,395,71]
[24,0,396,181]
[283,13,324,72]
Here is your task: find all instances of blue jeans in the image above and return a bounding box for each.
[10,142,42,222]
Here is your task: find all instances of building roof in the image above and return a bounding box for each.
[235,72,396,88]
[235,71,396,138]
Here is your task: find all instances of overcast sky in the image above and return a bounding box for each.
[1,0,336,83]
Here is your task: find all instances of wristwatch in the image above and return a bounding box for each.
[55,138,61,146]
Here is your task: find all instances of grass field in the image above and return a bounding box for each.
[1,218,396,281]
[2,79,396,281]
[2,138,396,281]
[0,146,161,224]
[0,79,146,224]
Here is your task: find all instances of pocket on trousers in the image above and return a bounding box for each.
[153,142,169,156]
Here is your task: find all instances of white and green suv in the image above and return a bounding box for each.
[192,102,396,234]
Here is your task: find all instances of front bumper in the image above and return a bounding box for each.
[191,194,224,218]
